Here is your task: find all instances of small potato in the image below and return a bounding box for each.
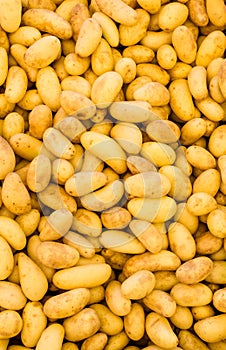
[52,158,74,185]
[110,122,142,155]
[194,314,226,343]
[196,31,226,67]
[26,155,51,193]
[0,281,26,310]
[134,82,170,107]
[187,192,217,216]
[121,270,155,299]
[91,39,114,76]
[39,208,73,241]
[180,118,206,145]
[141,31,172,52]
[193,169,221,197]
[3,112,25,142]
[144,290,176,317]
[36,67,61,112]
[170,306,193,330]
[37,241,79,269]
[0,47,8,86]
[18,252,48,301]
[169,79,195,121]
[188,66,208,100]
[157,44,177,70]
[10,44,38,82]
[64,53,90,76]
[0,236,14,280]
[146,312,178,349]
[43,288,90,319]
[65,172,107,197]
[22,9,72,39]
[43,127,75,159]
[95,0,138,26]
[16,209,40,237]
[29,104,52,139]
[192,305,215,321]
[2,172,31,215]
[205,261,226,284]
[141,142,176,167]
[123,45,155,64]
[0,0,22,33]
[115,58,136,84]
[99,230,145,254]
[124,303,145,341]
[0,136,16,180]
[90,304,123,336]
[176,256,213,284]
[158,3,188,32]
[0,215,26,250]
[0,310,23,339]
[136,63,170,85]
[17,89,43,110]
[63,308,100,342]
[187,0,209,27]
[9,26,41,46]
[172,26,197,64]
[209,125,226,158]
[24,36,61,68]
[81,332,108,350]
[186,145,216,169]
[92,12,119,47]
[104,331,129,350]
[179,330,210,350]
[21,301,47,348]
[72,209,102,237]
[101,207,131,230]
[119,9,150,46]
[168,222,196,261]
[105,280,131,316]
[170,283,213,307]
[123,250,181,277]
[196,97,224,122]
[196,231,223,256]
[137,0,161,14]
[127,155,157,174]
[35,323,65,350]
[75,18,102,58]
[5,66,28,103]
[168,62,192,81]
[206,0,226,27]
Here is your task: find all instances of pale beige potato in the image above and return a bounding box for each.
[168,222,196,261]
[0,310,23,339]
[0,0,22,33]
[35,323,65,350]
[9,26,41,46]
[63,308,100,342]
[22,9,72,39]
[124,303,145,341]
[21,301,47,348]
[5,66,28,104]
[109,100,154,122]
[194,314,226,343]
[172,26,197,64]
[158,3,188,32]
[127,155,157,174]
[65,171,107,197]
[36,67,61,112]
[26,155,51,193]
[123,45,155,64]
[95,0,138,25]
[186,145,216,169]
[105,280,131,316]
[91,38,114,76]
[176,256,213,284]
[92,12,119,47]
[90,303,123,336]
[43,127,75,159]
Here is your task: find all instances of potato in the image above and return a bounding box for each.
[159,3,188,32]
[170,306,193,330]
[134,82,170,107]
[0,280,26,310]
[188,66,208,100]
[16,209,40,237]
[9,26,41,46]
[144,290,176,317]
[209,125,226,158]
[65,171,107,197]
[192,305,215,321]
[21,301,47,348]
[0,47,8,86]
[0,215,27,250]
[17,89,43,110]
[170,283,213,307]
[141,31,172,52]
[0,136,16,180]
[43,288,90,319]
[172,26,197,64]
[2,112,25,142]
[105,331,129,350]
[101,207,131,230]
[62,343,79,350]
[146,312,178,349]
[206,0,226,27]
[100,229,145,254]
[169,62,192,81]
[194,315,226,343]
[123,250,181,277]
[36,323,65,350]
[95,0,138,26]
[218,60,226,99]
[196,97,224,122]
[141,142,176,167]
[105,280,131,316]
[2,172,31,215]
[176,257,213,284]
[213,287,226,312]
[0,310,23,339]
[90,303,123,335]
[61,76,91,97]
[18,252,48,301]
[168,222,196,261]
[0,235,14,280]
[186,145,216,169]
[205,261,226,284]
[22,9,72,39]
[92,12,119,47]
[5,66,28,103]
[178,330,210,350]
[39,208,73,241]
[81,333,108,350]
[0,0,22,33]
[207,209,226,238]
[36,67,61,112]
[196,231,223,256]
[187,192,217,216]
[75,18,102,58]
[136,63,170,85]
[53,263,112,289]
[121,270,155,300]
[124,303,145,341]
[157,44,177,70]
[10,44,38,82]
[180,118,206,145]
[196,31,225,67]
[123,45,154,64]
[109,101,154,123]
[26,155,51,193]
[63,308,100,342]
[187,0,208,27]
[43,127,75,160]
[91,38,114,76]
[0,340,8,350]
[72,208,102,237]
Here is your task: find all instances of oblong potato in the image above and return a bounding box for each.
[35,323,65,350]
[99,230,145,254]
[65,172,107,197]
[158,3,188,32]
[92,12,119,47]
[176,257,213,284]
[0,47,8,86]
[0,136,16,180]
[0,0,22,33]
[187,192,217,216]
[186,145,216,169]
[121,270,155,299]
[172,26,197,64]
[168,222,196,261]
[196,31,226,67]
[170,283,213,307]
[75,18,102,58]
[26,155,51,193]
[95,0,138,26]
[9,26,41,46]
[60,90,96,119]
[105,280,131,316]
[0,236,14,280]
[143,290,177,317]
[5,66,28,103]
[0,216,26,250]
[0,281,27,310]
[36,67,61,112]
[0,310,23,340]
[194,314,226,343]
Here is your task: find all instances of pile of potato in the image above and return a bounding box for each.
[0,0,226,349]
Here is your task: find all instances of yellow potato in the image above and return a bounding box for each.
[65,171,107,197]
[43,288,90,319]
[157,44,177,70]
[17,89,43,110]
[0,340,8,350]
[0,47,8,86]
[18,252,48,301]
[109,101,154,123]
[28,104,52,139]
[60,90,96,119]
[187,0,208,27]
[123,45,154,64]
[192,305,215,321]
[169,62,192,81]
[187,192,217,216]
[0,235,14,280]
[194,314,226,343]
[141,31,172,51]
[178,330,210,350]
[188,66,208,100]
[56,0,87,21]
[16,209,40,237]
[196,31,225,67]
[81,333,108,350]
[119,9,150,46]
[39,208,73,241]
[134,82,170,107]
[158,3,188,32]
[104,331,129,350]
[53,263,112,289]
[95,0,138,25]
[137,0,160,14]
[136,63,170,85]
[0,136,16,180]
[205,261,226,284]
[10,43,38,82]
[170,306,193,330]
[120,270,155,300]
[0,310,23,339]
[127,155,157,174]
[36,67,61,112]
[146,312,178,349]
[91,38,114,76]
[218,60,226,99]
[129,219,163,253]
[123,250,181,277]
[110,122,142,154]
[0,281,26,310]
[2,172,31,215]
[193,169,221,196]
[9,26,41,46]
[72,208,102,237]
[172,26,197,64]
[22,301,47,348]
[80,151,104,173]
[124,303,145,341]
[206,0,226,26]
[92,12,119,47]
[3,112,25,142]
[176,256,213,284]
[62,343,79,350]
[213,287,226,312]
[180,118,206,145]
[0,0,22,33]
[186,145,216,169]
[64,52,90,76]
[170,283,213,307]
[141,142,176,167]
[22,9,72,39]
[52,158,75,185]
[168,222,196,261]
[209,125,226,158]
[36,323,65,350]
[63,308,100,342]
[196,97,224,122]
[114,58,136,84]
[196,231,223,256]
[75,18,102,58]
[169,79,196,121]
[101,207,131,230]
[99,230,145,254]
[43,127,75,159]
[144,289,176,318]
[61,76,91,98]
[5,66,28,103]
[105,280,131,316]
[26,155,51,192]
[90,303,123,335]
[0,215,27,250]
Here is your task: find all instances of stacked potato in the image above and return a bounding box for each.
[0,0,226,349]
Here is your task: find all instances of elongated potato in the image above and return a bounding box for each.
[90,303,123,336]
[26,154,51,193]
[5,66,28,103]
[0,216,26,250]
[105,280,131,316]
[36,67,61,112]
[99,230,145,254]
[75,18,102,58]
[194,314,226,343]
[92,12,119,47]
[172,26,197,64]
[65,172,107,197]
[91,38,114,76]
[0,310,23,339]
[0,47,8,86]
[209,125,226,158]
[188,66,208,100]
[170,306,193,330]
[144,289,176,317]
[158,3,188,32]
[124,303,145,341]
[0,0,22,33]
[186,145,216,170]
[176,257,213,284]
[179,330,210,350]
[9,26,41,46]
[95,0,138,26]
[187,192,217,216]
[0,136,16,180]
[36,323,65,350]
[81,333,108,350]
[168,222,196,261]
[206,0,226,27]
[196,31,226,67]
[170,283,213,307]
